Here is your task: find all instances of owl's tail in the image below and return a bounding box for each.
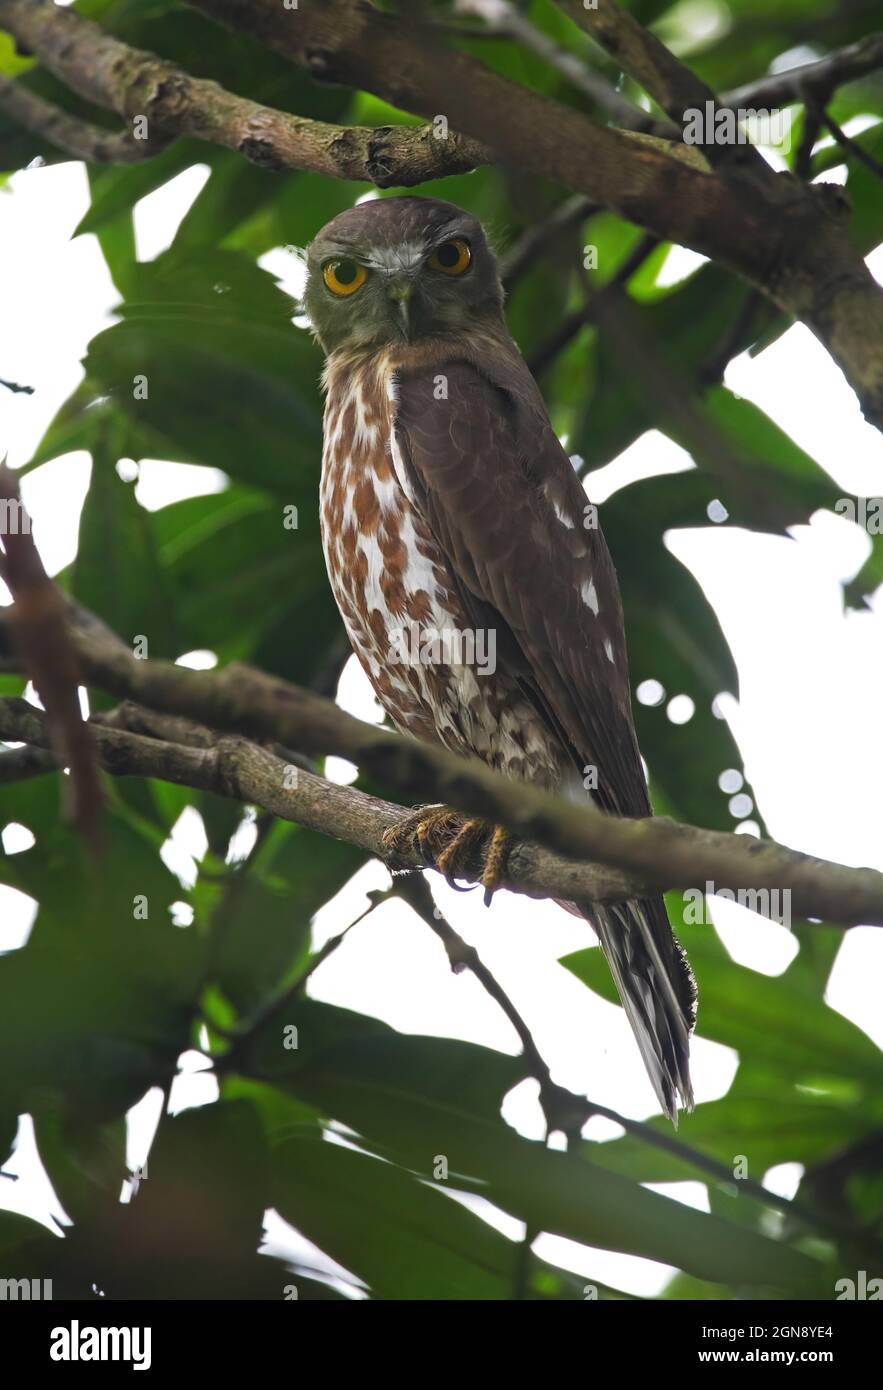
[562,895,696,1124]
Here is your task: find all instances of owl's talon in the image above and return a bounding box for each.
[383,806,511,904]
[435,816,489,887]
[481,825,512,907]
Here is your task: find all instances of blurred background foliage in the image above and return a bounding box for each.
[0,0,882,1299]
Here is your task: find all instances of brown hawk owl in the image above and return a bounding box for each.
[306,196,696,1123]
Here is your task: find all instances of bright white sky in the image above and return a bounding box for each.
[1,157,882,1298]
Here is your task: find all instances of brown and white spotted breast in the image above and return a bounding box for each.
[319,348,566,786]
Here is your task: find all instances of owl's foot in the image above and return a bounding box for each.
[382,806,511,906]
[382,804,464,867]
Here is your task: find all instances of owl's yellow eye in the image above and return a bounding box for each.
[323,259,368,296]
[428,238,471,276]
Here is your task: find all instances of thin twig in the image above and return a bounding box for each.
[389,870,867,1248]
[214,890,391,1060]
[0,375,35,395]
[393,872,585,1138]
[813,102,883,182]
[723,33,883,110]
[455,0,660,131]
[528,230,659,376]
[500,194,598,291]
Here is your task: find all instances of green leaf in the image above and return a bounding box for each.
[272,1127,589,1300]
[239,996,527,1119]
[76,142,201,239]
[72,426,179,661]
[32,1107,127,1228]
[282,1079,824,1294]
[0,802,202,1118]
[209,821,364,1014]
[150,485,342,682]
[83,249,325,494]
[0,1212,61,1277]
[57,1100,276,1299]
[238,997,825,1293]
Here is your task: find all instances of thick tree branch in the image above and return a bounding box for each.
[184,0,883,432]
[0,0,488,185]
[3,0,882,422]
[0,74,170,164]
[0,695,645,908]
[1,603,882,928]
[0,741,57,783]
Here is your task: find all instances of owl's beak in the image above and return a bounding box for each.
[387,279,415,339]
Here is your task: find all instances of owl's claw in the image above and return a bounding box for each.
[382,804,462,866]
[480,824,512,907]
[382,806,512,905]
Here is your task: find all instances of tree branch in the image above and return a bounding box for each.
[0,672,875,1249]
[0,0,488,185]
[1,695,867,1245]
[0,74,170,164]
[4,0,882,422]
[0,695,645,908]
[554,0,765,173]
[3,0,882,426]
[500,194,598,290]
[810,98,883,183]
[386,872,864,1246]
[455,0,663,132]
[0,466,103,853]
[722,32,883,110]
[1,602,882,928]
[183,0,883,432]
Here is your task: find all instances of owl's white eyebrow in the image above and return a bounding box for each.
[362,241,429,272]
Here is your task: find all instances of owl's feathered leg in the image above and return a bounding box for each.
[382,808,512,904]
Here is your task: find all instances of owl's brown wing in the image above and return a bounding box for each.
[392,354,649,819]
[394,352,696,1123]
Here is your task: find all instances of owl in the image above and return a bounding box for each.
[305,195,695,1122]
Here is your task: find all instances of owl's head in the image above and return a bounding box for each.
[304,196,504,353]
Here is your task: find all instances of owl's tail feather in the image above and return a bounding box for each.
[561,896,696,1125]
